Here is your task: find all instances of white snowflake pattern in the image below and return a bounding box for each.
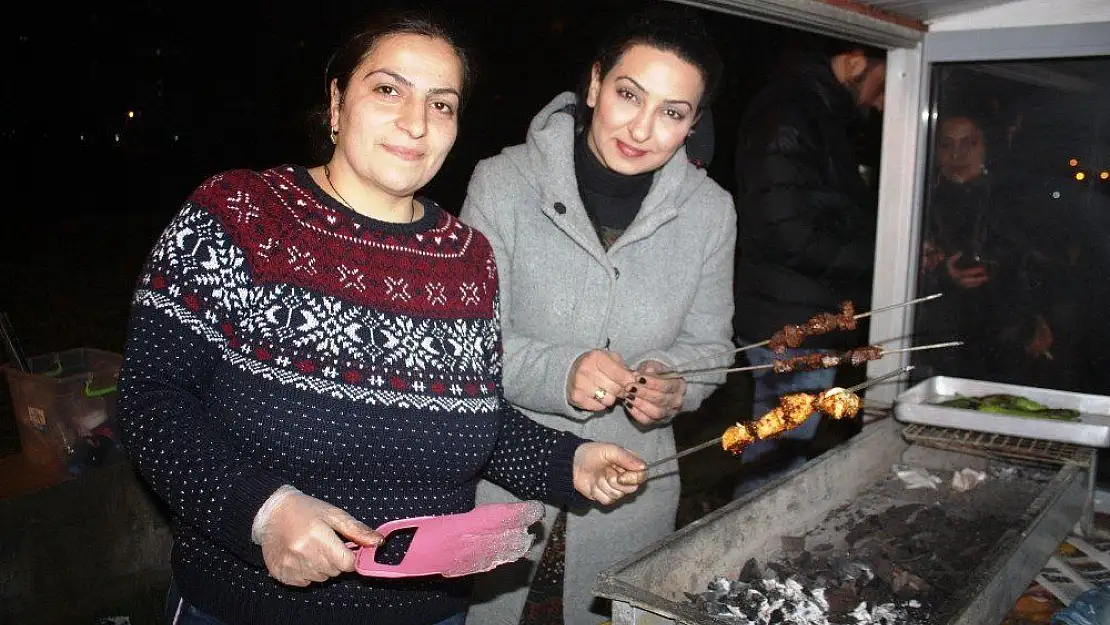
[257,237,279,260]
[286,245,318,275]
[322,366,338,379]
[385,276,412,302]
[227,190,260,224]
[425,282,447,306]
[338,265,367,292]
[460,283,480,306]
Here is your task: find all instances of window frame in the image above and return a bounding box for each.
[866,23,1110,405]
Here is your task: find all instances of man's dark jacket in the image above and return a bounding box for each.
[733,57,877,349]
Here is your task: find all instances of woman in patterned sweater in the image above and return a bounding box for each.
[116,11,646,625]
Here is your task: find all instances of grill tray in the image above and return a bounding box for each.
[894,376,1110,448]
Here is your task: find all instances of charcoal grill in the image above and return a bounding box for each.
[594,416,1092,625]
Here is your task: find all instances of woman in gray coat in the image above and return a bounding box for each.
[460,7,735,625]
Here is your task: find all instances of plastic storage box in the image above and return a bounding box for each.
[2,348,124,477]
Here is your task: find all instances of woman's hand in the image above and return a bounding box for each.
[623,360,686,426]
[256,490,382,586]
[1026,314,1054,358]
[572,442,646,505]
[922,239,945,273]
[567,350,636,412]
[946,253,990,289]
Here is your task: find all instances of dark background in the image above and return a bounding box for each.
[1,1,877,470]
[3,0,851,362]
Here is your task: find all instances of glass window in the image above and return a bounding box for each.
[911,56,1110,393]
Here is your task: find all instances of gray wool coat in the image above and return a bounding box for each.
[460,92,736,625]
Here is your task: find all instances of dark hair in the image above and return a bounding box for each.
[309,9,472,159]
[575,5,724,130]
[824,39,887,63]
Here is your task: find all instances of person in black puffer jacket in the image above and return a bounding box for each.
[732,41,885,499]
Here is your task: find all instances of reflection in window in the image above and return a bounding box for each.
[912,57,1110,393]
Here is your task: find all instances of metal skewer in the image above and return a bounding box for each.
[662,293,944,374]
[640,365,914,472]
[664,340,961,379]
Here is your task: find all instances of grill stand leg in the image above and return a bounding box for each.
[1079,449,1097,537]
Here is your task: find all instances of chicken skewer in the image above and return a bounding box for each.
[665,341,960,379]
[640,366,913,472]
[663,293,943,373]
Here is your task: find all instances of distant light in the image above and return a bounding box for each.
[1101,172,1110,180]
[1076,172,1087,181]
[1052,191,1062,199]
[127,110,135,119]
[1069,158,1079,167]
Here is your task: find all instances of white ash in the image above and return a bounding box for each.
[688,576,920,625]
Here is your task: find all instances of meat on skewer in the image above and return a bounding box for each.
[768,301,857,354]
[771,345,884,374]
[721,388,862,455]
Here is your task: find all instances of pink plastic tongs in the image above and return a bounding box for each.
[350,501,545,578]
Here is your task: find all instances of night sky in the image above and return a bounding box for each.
[3,0,828,360]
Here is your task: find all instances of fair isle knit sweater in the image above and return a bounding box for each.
[116,165,586,625]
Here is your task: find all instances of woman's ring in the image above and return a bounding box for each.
[593,387,608,402]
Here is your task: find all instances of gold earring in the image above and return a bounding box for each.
[330,127,338,144]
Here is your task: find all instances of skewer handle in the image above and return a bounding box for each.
[643,436,722,470]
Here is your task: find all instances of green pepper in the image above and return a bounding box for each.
[939,397,980,410]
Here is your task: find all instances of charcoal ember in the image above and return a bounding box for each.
[691,464,1049,624]
[845,517,882,545]
[810,542,835,556]
[824,581,861,614]
[849,535,883,560]
[766,561,792,580]
[740,557,771,581]
[782,535,806,556]
[891,569,931,598]
[789,549,812,568]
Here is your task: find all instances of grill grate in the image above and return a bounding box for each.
[901,423,1095,467]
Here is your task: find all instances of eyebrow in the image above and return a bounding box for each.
[615,75,693,109]
[367,69,461,99]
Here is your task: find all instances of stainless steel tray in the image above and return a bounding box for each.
[894,376,1110,448]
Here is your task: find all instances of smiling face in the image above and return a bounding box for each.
[584,44,705,175]
[938,116,986,184]
[329,33,462,201]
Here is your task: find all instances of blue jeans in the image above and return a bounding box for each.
[164,578,467,625]
[732,340,838,499]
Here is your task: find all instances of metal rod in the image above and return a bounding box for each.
[853,292,943,321]
[662,293,943,373]
[643,437,724,470]
[643,366,914,471]
[667,341,959,378]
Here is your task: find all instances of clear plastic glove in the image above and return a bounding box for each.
[623,360,686,426]
[574,442,646,504]
[254,487,382,587]
[351,501,546,578]
[568,350,636,412]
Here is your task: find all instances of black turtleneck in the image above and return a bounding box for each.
[574,135,653,250]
